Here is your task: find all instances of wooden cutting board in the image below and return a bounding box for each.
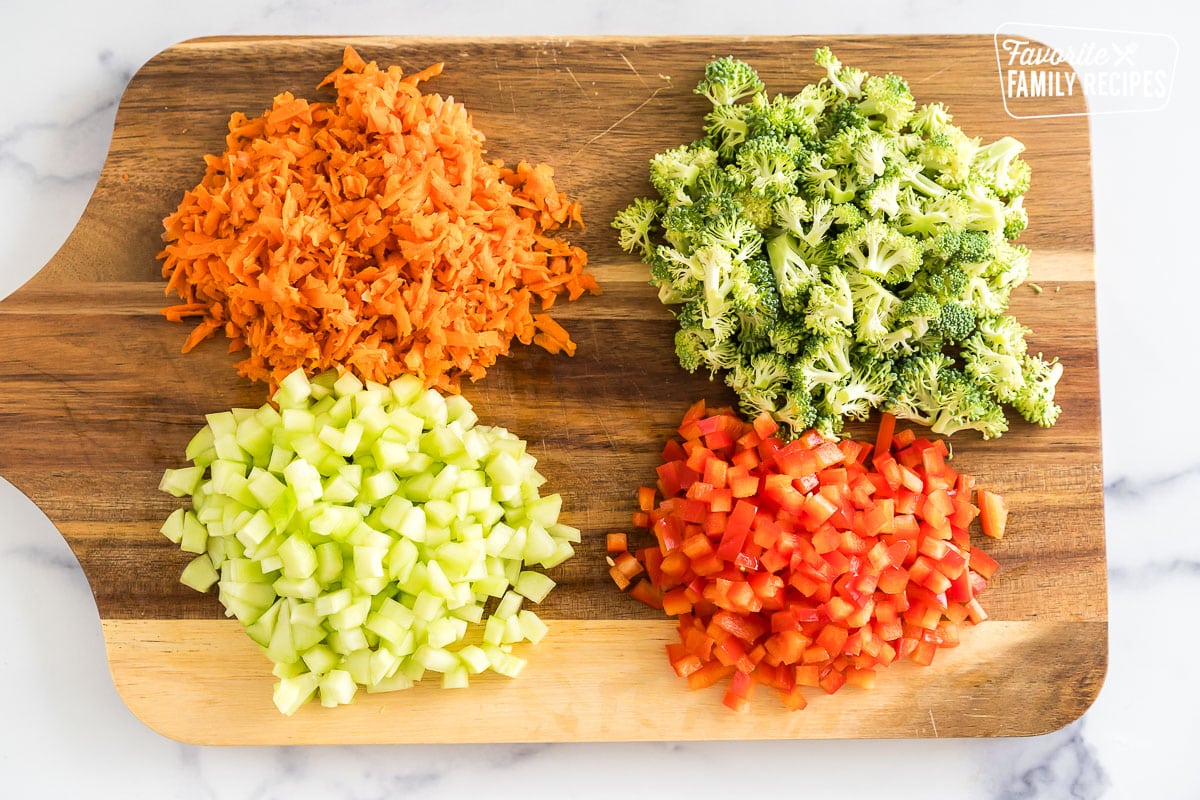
[0,35,1104,745]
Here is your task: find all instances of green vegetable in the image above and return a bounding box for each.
[158,368,577,715]
[613,49,1061,438]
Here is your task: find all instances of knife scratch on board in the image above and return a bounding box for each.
[564,66,586,95]
[929,708,940,738]
[620,52,649,88]
[914,66,950,83]
[570,83,671,160]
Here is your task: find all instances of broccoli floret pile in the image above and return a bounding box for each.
[613,50,1061,439]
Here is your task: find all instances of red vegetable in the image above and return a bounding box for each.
[611,404,1008,712]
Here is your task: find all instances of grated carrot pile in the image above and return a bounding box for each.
[159,46,598,393]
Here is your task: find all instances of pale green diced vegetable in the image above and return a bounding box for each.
[273,672,320,716]
[517,609,549,644]
[318,669,358,707]
[179,554,220,592]
[159,367,574,714]
[514,571,556,603]
[160,507,187,544]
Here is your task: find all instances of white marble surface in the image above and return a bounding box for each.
[1,1,1194,797]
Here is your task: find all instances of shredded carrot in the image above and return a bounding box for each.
[159,46,598,393]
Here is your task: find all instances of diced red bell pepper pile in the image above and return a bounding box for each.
[609,401,1008,712]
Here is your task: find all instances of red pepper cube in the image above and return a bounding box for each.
[702,456,729,490]
[815,624,849,657]
[715,500,757,561]
[628,578,663,609]
[877,565,909,595]
[753,411,779,439]
[873,615,904,644]
[944,570,973,603]
[687,661,736,691]
[844,666,877,689]
[968,547,1000,579]
[722,669,755,712]
[818,667,847,695]
[977,489,1009,539]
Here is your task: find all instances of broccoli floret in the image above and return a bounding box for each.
[908,102,954,137]
[895,292,942,331]
[814,47,867,100]
[733,257,782,341]
[677,298,739,343]
[1010,353,1063,427]
[726,350,792,405]
[704,103,754,160]
[748,92,821,141]
[735,134,802,199]
[803,265,855,336]
[857,168,903,218]
[695,56,766,107]
[651,245,703,303]
[697,213,764,264]
[932,300,977,342]
[824,351,897,421]
[794,83,836,124]
[923,262,969,301]
[928,368,1009,439]
[886,354,1006,438]
[949,229,997,265]
[834,219,923,284]
[648,142,720,208]
[898,159,950,199]
[857,73,916,132]
[799,151,859,203]
[784,196,837,249]
[960,178,1007,237]
[766,231,821,314]
[691,244,740,322]
[825,126,889,182]
[847,269,903,343]
[767,314,809,356]
[989,240,1031,290]
[771,195,810,237]
[693,163,747,203]
[962,314,1030,400]
[875,291,942,354]
[821,125,858,166]
[972,136,1032,199]
[825,102,869,136]
[830,202,865,229]
[793,333,854,390]
[771,388,819,437]
[895,189,969,238]
[733,192,777,230]
[916,127,979,186]
[660,203,706,253]
[612,197,663,259]
[674,325,741,377]
[673,326,708,373]
[961,265,1013,318]
[812,411,845,437]
[885,353,951,426]
[1003,195,1028,239]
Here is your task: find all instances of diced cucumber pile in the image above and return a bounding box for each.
[159,368,578,715]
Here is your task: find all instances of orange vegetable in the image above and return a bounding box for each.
[159,46,597,393]
[613,404,1010,712]
[977,489,1009,539]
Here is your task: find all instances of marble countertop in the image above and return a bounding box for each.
[2,1,1193,797]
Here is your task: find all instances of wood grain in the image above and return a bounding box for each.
[0,35,1105,743]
